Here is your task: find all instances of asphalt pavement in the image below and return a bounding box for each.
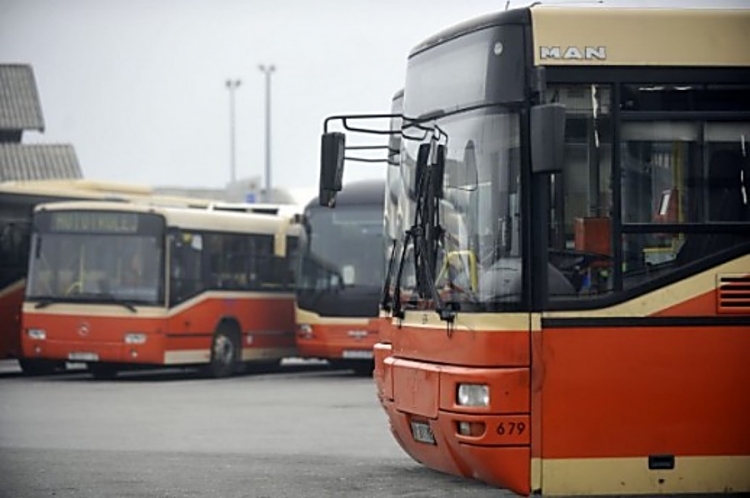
[0,360,510,498]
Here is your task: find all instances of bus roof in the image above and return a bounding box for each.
[409,6,750,68]
[0,179,152,196]
[0,179,223,208]
[33,199,299,236]
[306,179,385,210]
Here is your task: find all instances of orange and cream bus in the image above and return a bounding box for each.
[21,200,300,379]
[319,6,750,496]
[294,179,385,375]
[0,180,211,374]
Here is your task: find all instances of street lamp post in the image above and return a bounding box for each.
[225,79,242,184]
[258,64,275,202]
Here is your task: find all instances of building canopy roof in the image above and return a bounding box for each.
[0,143,82,181]
[0,64,45,132]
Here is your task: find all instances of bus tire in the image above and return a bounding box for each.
[209,328,239,378]
[89,363,118,380]
[18,358,59,376]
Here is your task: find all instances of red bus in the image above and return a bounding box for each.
[21,200,300,378]
[294,179,385,375]
[319,6,750,496]
[0,180,204,374]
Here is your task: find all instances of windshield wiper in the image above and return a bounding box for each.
[32,297,65,309]
[380,239,398,312]
[33,294,138,313]
[93,293,138,313]
[390,143,455,323]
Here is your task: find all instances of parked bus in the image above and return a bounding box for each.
[295,179,385,375]
[21,200,300,378]
[319,6,750,496]
[0,180,211,374]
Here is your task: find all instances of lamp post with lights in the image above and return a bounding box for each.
[258,64,275,201]
[225,78,242,184]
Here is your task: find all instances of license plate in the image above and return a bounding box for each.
[68,352,99,362]
[410,421,436,445]
[342,350,373,360]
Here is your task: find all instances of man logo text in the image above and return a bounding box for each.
[540,46,607,61]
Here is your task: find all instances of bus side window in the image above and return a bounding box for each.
[0,220,31,289]
[282,236,298,290]
[254,235,277,288]
[677,149,747,264]
[170,232,204,306]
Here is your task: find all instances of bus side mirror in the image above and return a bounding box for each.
[319,132,346,207]
[530,103,566,174]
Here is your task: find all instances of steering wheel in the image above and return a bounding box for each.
[548,248,612,292]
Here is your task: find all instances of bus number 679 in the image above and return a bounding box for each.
[497,421,526,436]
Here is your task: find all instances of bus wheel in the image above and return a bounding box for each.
[209,329,239,378]
[18,359,59,376]
[89,364,118,380]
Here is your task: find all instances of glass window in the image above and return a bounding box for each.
[619,120,750,286]
[280,236,298,290]
[404,25,525,118]
[621,84,750,113]
[397,107,522,308]
[169,231,204,305]
[544,85,615,299]
[27,211,165,305]
[298,205,384,292]
[0,208,31,290]
[170,229,285,305]
[540,83,750,302]
[27,231,164,305]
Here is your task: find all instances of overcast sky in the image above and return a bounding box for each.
[0,0,746,198]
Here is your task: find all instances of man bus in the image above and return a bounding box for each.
[319,6,750,496]
[295,179,385,376]
[0,180,205,374]
[21,199,300,378]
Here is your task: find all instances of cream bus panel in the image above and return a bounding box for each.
[531,8,750,67]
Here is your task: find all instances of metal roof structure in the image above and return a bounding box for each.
[0,64,45,132]
[0,143,82,181]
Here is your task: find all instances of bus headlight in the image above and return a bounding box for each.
[457,384,489,407]
[124,333,147,345]
[27,328,47,340]
[298,324,313,340]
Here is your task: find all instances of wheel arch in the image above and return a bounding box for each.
[214,315,243,342]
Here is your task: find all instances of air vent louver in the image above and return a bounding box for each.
[717,274,750,314]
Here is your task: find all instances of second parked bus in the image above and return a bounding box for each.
[295,179,385,375]
[21,200,300,378]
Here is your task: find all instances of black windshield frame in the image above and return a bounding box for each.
[26,210,167,307]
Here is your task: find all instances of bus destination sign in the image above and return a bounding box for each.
[50,211,140,234]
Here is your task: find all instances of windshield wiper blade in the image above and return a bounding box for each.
[111,301,137,313]
[31,294,138,313]
[33,297,63,309]
[95,293,138,313]
[381,239,398,312]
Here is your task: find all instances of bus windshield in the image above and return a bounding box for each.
[26,210,166,306]
[398,107,523,307]
[299,205,384,291]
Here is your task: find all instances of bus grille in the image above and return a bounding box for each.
[717,274,750,314]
